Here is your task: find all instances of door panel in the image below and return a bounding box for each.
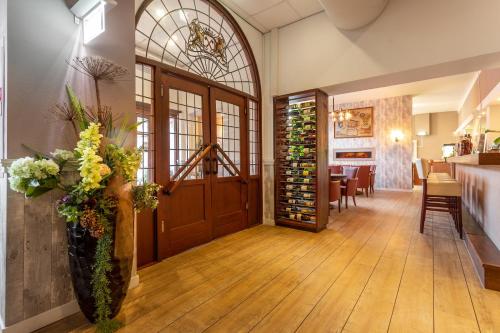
[210,88,248,238]
[153,75,258,261]
[157,75,212,259]
[248,178,260,226]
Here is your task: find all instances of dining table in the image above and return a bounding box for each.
[330,173,347,181]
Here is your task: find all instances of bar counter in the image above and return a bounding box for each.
[448,153,500,290]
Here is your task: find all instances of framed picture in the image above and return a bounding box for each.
[334,107,374,138]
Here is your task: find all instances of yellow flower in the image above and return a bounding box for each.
[76,122,102,155]
[99,164,111,177]
[79,147,103,192]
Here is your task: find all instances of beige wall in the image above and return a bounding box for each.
[414,112,458,160]
[275,0,500,95]
[331,95,413,190]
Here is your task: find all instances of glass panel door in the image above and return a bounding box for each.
[210,87,248,238]
[215,100,241,177]
[168,88,205,180]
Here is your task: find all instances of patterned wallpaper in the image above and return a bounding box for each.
[330,95,413,190]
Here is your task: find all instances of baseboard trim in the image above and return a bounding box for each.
[129,274,140,289]
[263,217,275,226]
[2,300,79,333]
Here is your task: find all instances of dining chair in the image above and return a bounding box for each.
[329,180,342,213]
[341,178,358,208]
[356,165,371,197]
[369,165,377,194]
[341,166,359,208]
[329,165,343,174]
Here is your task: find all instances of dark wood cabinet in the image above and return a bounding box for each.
[273,89,329,232]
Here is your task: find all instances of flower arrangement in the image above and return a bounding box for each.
[7,57,160,333]
[132,182,162,212]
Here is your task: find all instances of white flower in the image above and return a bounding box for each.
[8,176,24,193]
[51,149,75,161]
[9,157,35,178]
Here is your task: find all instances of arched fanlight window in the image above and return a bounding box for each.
[136,0,258,97]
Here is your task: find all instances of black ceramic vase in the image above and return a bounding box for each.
[66,222,127,323]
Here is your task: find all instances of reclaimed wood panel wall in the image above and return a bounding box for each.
[5,189,73,326]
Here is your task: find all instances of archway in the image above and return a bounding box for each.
[134,0,262,266]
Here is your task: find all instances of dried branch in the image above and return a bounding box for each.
[51,103,80,139]
[68,56,128,82]
[67,56,128,123]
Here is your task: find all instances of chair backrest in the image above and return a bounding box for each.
[329,165,343,174]
[329,180,341,202]
[345,178,358,196]
[415,159,430,180]
[431,162,451,174]
[356,165,371,187]
[343,166,359,179]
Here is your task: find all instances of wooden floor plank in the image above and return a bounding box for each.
[432,213,480,333]
[340,194,420,333]
[388,233,434,333]
[201,196,372,333]
[292,193,413,333]
[116,228,315,332]
[35,192,500,333]
[455,236,500,332]
[252,193,410,333]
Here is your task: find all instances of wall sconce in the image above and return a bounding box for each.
[391,129,404,143]
[416,130,428,136]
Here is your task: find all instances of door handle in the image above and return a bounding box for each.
[212,158,218,174]
[204,157,211,174]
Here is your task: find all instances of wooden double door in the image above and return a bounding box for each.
[157,74,250,259]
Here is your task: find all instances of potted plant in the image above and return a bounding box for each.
[7,57,160,332]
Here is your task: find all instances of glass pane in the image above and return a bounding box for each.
[135,63,155,184]
[136,0,257,96]
[249,100,259,176]
[216,100,240,177]
[169,88,204,180]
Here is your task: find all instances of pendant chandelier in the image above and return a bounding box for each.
[332,109,352,125]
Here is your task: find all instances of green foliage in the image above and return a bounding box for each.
[105,144,141,182]
[90,196,121,332]
[106,114,144,147]
[132,183,162,212]
[66,85,89,131]
[494,137,500,146]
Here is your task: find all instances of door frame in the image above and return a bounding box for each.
[135,56,263,264]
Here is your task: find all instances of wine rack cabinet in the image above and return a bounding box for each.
[273,89,329,232]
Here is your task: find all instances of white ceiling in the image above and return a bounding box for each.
[218,0,324,32]
[333,72,479,115]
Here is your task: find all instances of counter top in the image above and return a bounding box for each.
[447,153,500,165]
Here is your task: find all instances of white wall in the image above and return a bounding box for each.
[276,0,500,95]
